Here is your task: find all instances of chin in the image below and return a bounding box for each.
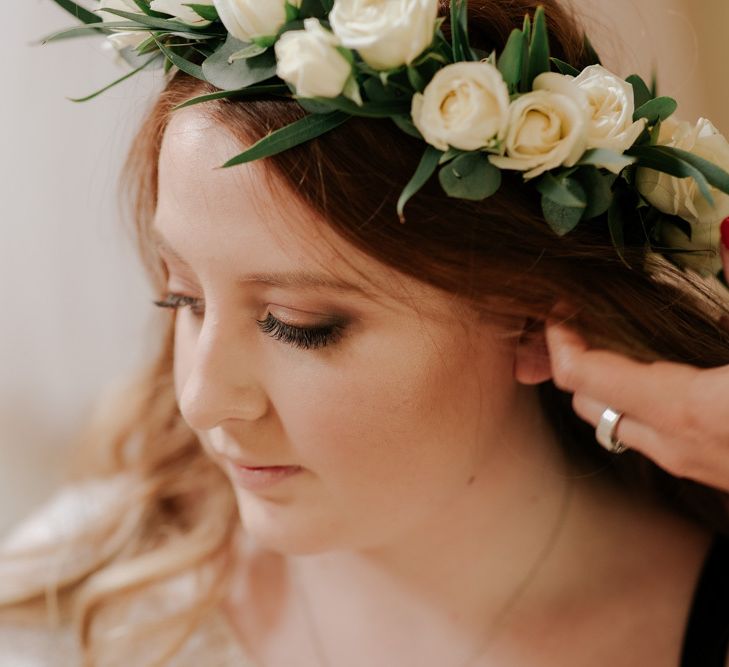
[233,492,345,555]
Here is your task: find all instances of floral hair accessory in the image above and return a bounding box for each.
[42,0,729,287]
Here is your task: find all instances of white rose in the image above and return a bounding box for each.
[489,72,589,179]
[275,19,354,100]
[637,116,729,275]
[212,0,302,42]
[572,64,647,168]
[329,0,439,70]
[410,61,510,152]
[98,0,148,50]
[149,0,214,26]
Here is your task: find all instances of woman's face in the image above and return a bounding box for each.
[155,106,533,555]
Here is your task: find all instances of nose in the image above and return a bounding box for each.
[176,309,269,431]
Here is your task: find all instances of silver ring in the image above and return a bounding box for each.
[595,407,628,454]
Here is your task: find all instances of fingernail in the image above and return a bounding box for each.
[721,216,729,250]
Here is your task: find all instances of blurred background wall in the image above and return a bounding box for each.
[1,0,728,536]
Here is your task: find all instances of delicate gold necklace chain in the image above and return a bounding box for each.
[292,475,574,667]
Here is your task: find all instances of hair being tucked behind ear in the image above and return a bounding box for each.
[2,2,728,666]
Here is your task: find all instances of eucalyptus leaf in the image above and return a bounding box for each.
[535,173,587,209]
[550,58,579,77]
[50,0,102,24]
[227,43,268,62]
[526,6,550,89]
[202,34,277,89]
[574,167,617,220]
[497,29,525,89]
[222,111,352,167]
[397,146,443,222]
[541,196,584,236]
[626,74,653,109]
[438,147,467,165]
[172,84,291,110]
[407,66,427,93]
[633,96,677,124]
[439,153,502,200]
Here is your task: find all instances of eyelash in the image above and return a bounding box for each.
[152,293,345,351]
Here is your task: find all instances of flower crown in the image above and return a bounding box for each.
[44,0,729,288]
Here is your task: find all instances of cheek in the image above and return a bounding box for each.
[280,330,514,496]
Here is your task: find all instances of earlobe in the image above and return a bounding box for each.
[513,318,553,385]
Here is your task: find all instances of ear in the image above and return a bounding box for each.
[513,317,553,385]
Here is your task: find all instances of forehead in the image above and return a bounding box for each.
[155,106,441,313]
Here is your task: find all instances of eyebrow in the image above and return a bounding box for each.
[151,227,375,297]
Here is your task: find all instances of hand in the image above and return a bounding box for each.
[543,222,729,491]
[544,313,729,493]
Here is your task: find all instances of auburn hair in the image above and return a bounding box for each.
[2,1,728,664]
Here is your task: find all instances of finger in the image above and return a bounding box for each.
[571,393,668,460]
[544,320,700,428]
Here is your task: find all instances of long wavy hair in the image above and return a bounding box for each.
[3,1,729,664]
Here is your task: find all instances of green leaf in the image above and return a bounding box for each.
[519,14,531,93]
[298,96,410,118]
[93,7,214,33]
[49,0,102,24]
[526,6,550,89]
[633,96,677,124]
[298,0,331,19]
[152,35,206,81]
[541,196,585,236]
[536,173,587,208]
[183,3,220,21]
[577,148,637,173]
[397,146,443,222]
[497,29,525,88]
[391,115,423,140]
[438,152,502,200]
[627,144,715,206]
[221,111,352,167]
[652,145,729,197]
[407,66,427,93]
[129,0,168,18]
[537,173,587,235]
[202,34,277,89]
[172,84,291,110]
[625,74,653,109]
[67,53,163,102]
[438,147,467,165]
[37,24,111,44]
[450,0,476,62]
[550,58,579,77]
[607,189,633,269]
[582,33,602,66]
[227,42,268,62]
[574,167,617,220]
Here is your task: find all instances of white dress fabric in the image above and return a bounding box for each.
[0,479,256,666]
